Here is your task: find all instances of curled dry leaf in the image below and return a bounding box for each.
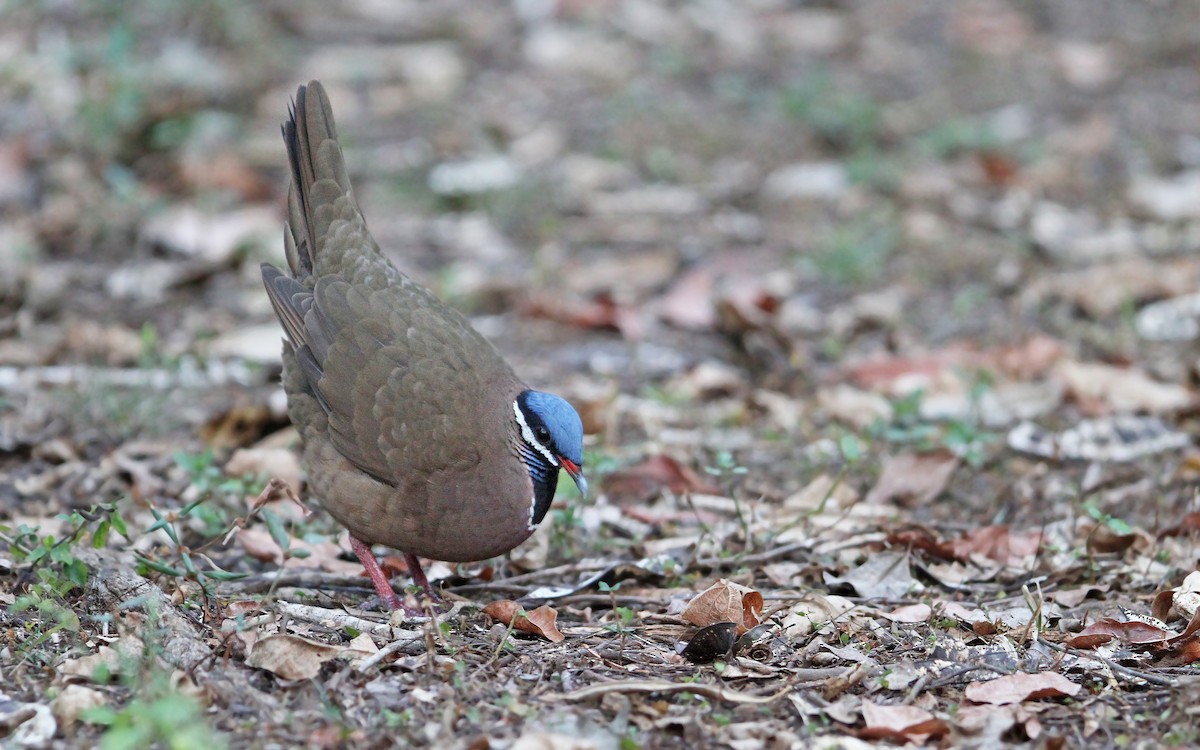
[681,578,763,635]
[1168,570,1200,621]
[246,634,344,680]
[482,601,566,643]
[964,672,1080,705]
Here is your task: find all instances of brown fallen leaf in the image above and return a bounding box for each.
[845,352,961,392]
[1162,637,1200,666]
[1158,511,1200,539]
[522,291,643,339]
[1086,524,1138,554]
[978,149,1019,186]
[658,265,717,330]
[864,451,959,507]
[945,525,1042,567]
[859,701,948,742]
[225,447,304,497]
[681,579,763,635]
[1053,360,1193,415]
[245,634,343,680]
[200,403,276,449]
[1064,617,1170,648]
[1048,584,1108,608]
[602,455,723,504]
[884,603,932,624]
[994,335,1067,380]
[482,601,566,643]
[964,672,1080,705]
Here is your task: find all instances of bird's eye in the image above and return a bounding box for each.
[535,425,551,443]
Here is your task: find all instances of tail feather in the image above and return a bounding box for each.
[281,80,360,279]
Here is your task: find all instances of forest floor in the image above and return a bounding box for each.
[4,2,1200,748]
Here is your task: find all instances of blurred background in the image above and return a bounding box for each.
[3,0,1200,519]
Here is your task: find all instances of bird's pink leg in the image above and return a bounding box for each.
[405,552,441,602]
[349,535,402,610]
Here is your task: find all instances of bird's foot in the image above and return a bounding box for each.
[349,537,443,615]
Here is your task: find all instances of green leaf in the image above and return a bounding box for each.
[180,551,197,576]
[1106,516,1134,536]
[839,433,863,462]
[145,508,179,544]
[80,705,119,725]
[201,569,248,581]
[136,555,185,577]
[67,558,89,587]
[261,509,290,553]
[93,520,111,549]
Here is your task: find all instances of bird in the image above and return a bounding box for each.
[261,80,586,611]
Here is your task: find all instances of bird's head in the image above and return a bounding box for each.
[513,390,587,529]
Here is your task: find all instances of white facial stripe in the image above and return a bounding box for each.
[513,400,559,467]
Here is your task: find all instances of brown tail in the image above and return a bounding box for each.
[281,80,360,280]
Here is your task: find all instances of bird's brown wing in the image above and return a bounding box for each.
[262,81,521,487]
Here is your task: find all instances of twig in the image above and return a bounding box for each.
[276,601,424,639]
[0,362,257,391]
[1038,640,1176,688]
[448,561,615,594]
[693,541,810,569]
[221,570,375,595]
[551,678,796,705]
[357,636,418,672]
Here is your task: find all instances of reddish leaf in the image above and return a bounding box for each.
[1066,617,1168,647]
[964,672,1080,705]
[1152,590,1175,621]
[945,525,1041,567]
[522,292,643,338]
[978,150,1019,186]
[1165,638,1200,665]
[1063,632,1114,649]
[887,527,944,556]
[1169,610,1200,644]
[860,702,948,742]
[602,455,722,503]
[1159,511,1200,539]
[845,350,973,391]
